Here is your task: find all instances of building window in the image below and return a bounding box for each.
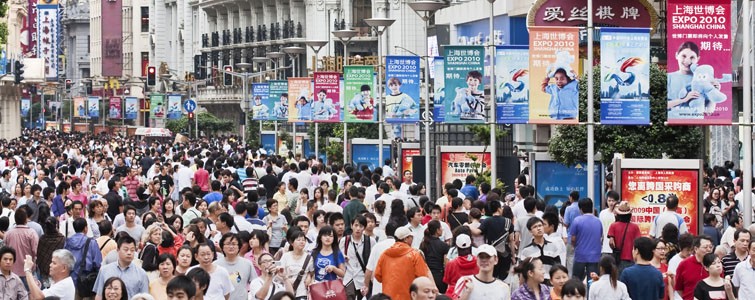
[141,7,149,32]
[141,52,149,76]
[352,0,372,28]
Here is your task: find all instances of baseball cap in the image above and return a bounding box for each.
[477,244,497,257]
[394,227,412,240]
[455,234,472,249]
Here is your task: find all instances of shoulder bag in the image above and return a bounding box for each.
[76,238,99,297]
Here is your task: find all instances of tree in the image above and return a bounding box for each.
[309,123,382,165]
[165,112,234,136]
[548,64,704,166]
[467,124,509,190]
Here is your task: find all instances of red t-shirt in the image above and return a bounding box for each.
[194,169,210,192]
[674,256,709,300]
[607,222,641,261]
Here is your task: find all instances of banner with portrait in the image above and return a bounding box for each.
[124,97,138,120]
[21,99,30,117]
[313,72,342,122]
[287,78,312,122]
[150,94,165,119]
[385,56,421,123]
[666,0,732,125]
[109,97,122,119]
[252,83,271,120]
[344,66,376,123]
[495,46,529,124]
[528,26,580,124]
[73,97,86,118]
[269,81,289,121]
[443,46,486,123]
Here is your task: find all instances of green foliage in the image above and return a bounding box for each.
[165,112,234,136]
[548,64,704,166]
[466,153,507,190]
[467,124,509,146]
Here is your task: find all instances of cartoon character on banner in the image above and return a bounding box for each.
[89,102,99,116]
[295,88,312,121]
[450,71,486,120]
[542,51,578,120]
[348,84,375,120]
[604,56,644,99]
[78,102,86,117]
[498,69,529,103]
[385,77,418,119]
[126,102,137,117]
[678,64,731,114]
[312,89,337,120]
[252,96,269,119]
[274,93,288,119]
[21,102,30,117]
[109,103,120,119]
[169,99,181,115]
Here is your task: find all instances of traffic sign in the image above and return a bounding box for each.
[183,99,196,113]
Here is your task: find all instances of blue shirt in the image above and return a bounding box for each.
[92,261,149,297]
[313,251,345,282]
[564,202,581,227]
[460,184,479,201]
[569,214,602,263]
[203,192,223,204]
[546,80,579,119]
[619,264,664,300]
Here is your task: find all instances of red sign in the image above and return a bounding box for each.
[621,169,699,236]
[102,0,123,76]
[439,152,491,188]
[400,148,421,175]
[22,0,38,57]
[527,0,659,33]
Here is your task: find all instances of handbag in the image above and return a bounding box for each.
[76,238,99,297]
[309,279,347,300]
[612,223,630,262]
[292,254,312,291]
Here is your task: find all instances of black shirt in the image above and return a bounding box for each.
[479,215,513,250]
[693,280,727,300]
[158,174,174,199]
[448,212,469,231]
[422,236,450,272]
[259,174,280,198]
[140,156,154,176]
[104,190,123,220]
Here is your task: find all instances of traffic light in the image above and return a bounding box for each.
[223,65,233,86]
[188,112,195,120]
[147,66,156,86]
[14,60,24,84]
[65,79,72,92]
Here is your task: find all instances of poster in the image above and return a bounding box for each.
[534,161,602,211]
[287,78,312,122]
[433,57,445,122]
[439,152,491,187]
[495,46,530,124]
[108,97,121,119]
[528,26,580,124]
[261,133,276,155]
[73,97,86,118]
[36,5,59,80]
[599,28,650,125]
[88,97,100,118]
[313,72,341,122]
[385,56,421,123]
[666,0,732,125]
[443,46,486,123]
[621,169,699,236]
[124,97,138,120]
[352,144,392,171]
[151,94,165,118]
[21,99,30,117]
[343,66,376,123]
[167,95,182,120]
[252,83,271,120]
[401,148,421,175]
[269,80,289,121]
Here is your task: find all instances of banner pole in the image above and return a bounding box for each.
[587,0,596,202]
[743,0,752,225]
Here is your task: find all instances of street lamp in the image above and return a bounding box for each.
[409,1,445,199]
[282,46,306,77]
[332,29,358,166]
[266,52,285,80]
[237,62,253,146]
[305,40,330,160]
[365,18,395,179]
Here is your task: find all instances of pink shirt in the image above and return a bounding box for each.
[194,169,210,192]
[4,225,39,276]
[122,175,141,200]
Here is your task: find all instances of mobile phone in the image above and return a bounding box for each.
[274,261,282,267]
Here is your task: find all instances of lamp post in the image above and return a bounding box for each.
[332,29,358,165]
[237,62,253,146]
[266,52,285,80]
[305,40,330,160]
[364,18,395,170]
[282,47,306,154]
[408,2,444,198]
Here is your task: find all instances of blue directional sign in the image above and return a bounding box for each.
[183,99,196,113]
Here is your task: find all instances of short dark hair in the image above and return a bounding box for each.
[734,229,751,242]
[184,192,197,207]
[523,197,537,212]
[98,220,113,236]
[234,201,247,215]
[117,235,137,249]
[678,233,695,250]
[541,212,560,232]
[157,253,177,271]
[578,198,593,214]
[186,268,210,295]
[72,218,87,233]
[569,191,579,201]
[219,233,241,255]
[633,237,655,261]
[328,212,344,225]
[526,217,543,231]
[218,213,234,228]
[666,195,679,209]
[0,246,16,262]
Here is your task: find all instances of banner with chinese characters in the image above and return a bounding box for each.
[495,46,530,124]
[88,97,100,118]
[21,99,30,117]
[443,46,486,123]
[108,97,121,119]
[385,56,421,123]
[599,28,650,125]
[440,152,491,188]
[344,66,376,123]
[73,97,86,118]
[269,80,289,121]
[101,0,123,77]
[124,97,138,120]
[150,94,165,119]
[313,72,342,122]
[666,0,732,125]
[22,0,37,57]
[621,169,699,236]
[533,161,602,211]
[252,83,271,120]
[527,0,657,30]
[352,143,392,171]
[166,95,182,120]
[528,27,580,124]
[433,57,445,123]
[36,4,60,80]
[288,78,312,122]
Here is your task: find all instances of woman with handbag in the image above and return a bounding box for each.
[280,229,313,300]
[607,201,641,275]
[309,226,347,300]
[249,252,295,300]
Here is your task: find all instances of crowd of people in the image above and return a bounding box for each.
[0,129,753,300]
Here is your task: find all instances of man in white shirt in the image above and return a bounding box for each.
[364,174,380,212]
[175,160,195,191]
[649,195,688,238]
[667,233,694,300]
[404,207,425,249]
[731,240,755,300]
[295,162,312,195]
[364,222,397,295]
[599,191,619,255]
[455,244,511,300]
[231,202,255,233]
[399,170,415,195]
[24,249,77,300]
[96,169,112,196]
[382,159,395,179]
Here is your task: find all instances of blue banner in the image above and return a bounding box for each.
[385,56,420,123]
[124,97,138,120]
[88,97,100,118]
[495,46,529,124]
[261,133,276,155]
[252,83,271,120]
[21,99,30,117]
[269,80,289,121]
[534,161,602,211]
[600,28,650,125]
[433,57,445,123]
[167,95,182,120]
[352,144,391,171]
[444,45,486,123]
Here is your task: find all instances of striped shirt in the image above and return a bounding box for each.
[519,238,562,279]
[722,251,747,277]
[242,177,258,193]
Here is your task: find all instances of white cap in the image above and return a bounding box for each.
[394,227,412,240]
[477,244,497,257]
[455,234,472,249]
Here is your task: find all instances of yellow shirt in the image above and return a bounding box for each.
[273,191,288,209]
[149,278,169,300]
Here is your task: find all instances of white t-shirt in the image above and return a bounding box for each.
[364,185,378,211]
[454,275,511,300]
[321,202,343,214]
[599,208,615,253]
[365,238,396,294]
[649,210,688,238]
[248,277,285,300]
[175,167,195,191]
[43,276,76,300]
[667,253,685,300]
[188,265,234,299]
[279,251,314,298]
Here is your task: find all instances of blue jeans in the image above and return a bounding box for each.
[572,262,599,281]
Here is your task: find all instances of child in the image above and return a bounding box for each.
[542,68,578,120]
[252,96,269,119]
[348,84,374,120]
[295,96,312,121]
[385,77,417,119]
[312,89,337,120]
[561,278,586,300]
[273,93,288,119]
[450,71,485,120]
